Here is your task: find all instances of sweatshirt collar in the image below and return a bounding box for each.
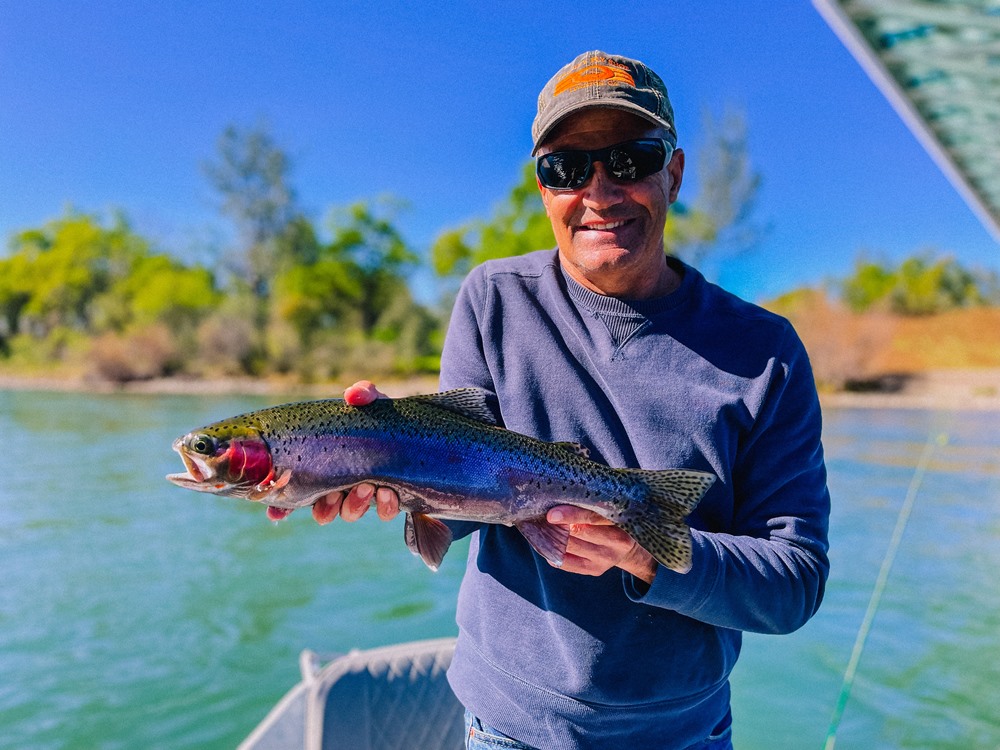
[560,255,695,317]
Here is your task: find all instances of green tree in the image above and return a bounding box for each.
[0,252,33,345]
[94,254,220,332]
[842,256,897,313]
[841,251,986,315]
[328,200,421,334]
[431,162,555,279]
[892,253,981,315]
[2,213,148,337]
[271,200,437,377]
[667,106,763,266]
[0,211,221,376]
[274,201,419,340]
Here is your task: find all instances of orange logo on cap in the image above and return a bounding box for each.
[553,60,635,96]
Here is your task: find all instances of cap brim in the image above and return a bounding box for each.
[531,101,674,155]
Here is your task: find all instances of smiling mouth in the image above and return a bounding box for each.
[578,219,631,232]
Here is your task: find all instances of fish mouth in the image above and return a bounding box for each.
[166,439,211,486]
[179,452,206,482]
[165,470,198,487]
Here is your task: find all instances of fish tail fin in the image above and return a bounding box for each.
[618,469,715,574]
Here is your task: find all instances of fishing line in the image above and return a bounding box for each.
[823,428,949,750]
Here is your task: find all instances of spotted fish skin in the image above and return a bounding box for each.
[166,388,715,572]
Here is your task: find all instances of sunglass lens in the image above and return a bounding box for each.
[607,141,666,181]
[538,151,591,190]
[606,147,639,180]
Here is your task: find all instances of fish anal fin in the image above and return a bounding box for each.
[515,517,571,568]
[405,388,498,425]
[404,513,453,572]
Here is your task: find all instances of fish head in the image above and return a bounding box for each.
[166,421,273,499]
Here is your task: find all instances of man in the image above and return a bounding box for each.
[312,51,830,750]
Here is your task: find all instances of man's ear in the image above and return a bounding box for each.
[666,148,685,204]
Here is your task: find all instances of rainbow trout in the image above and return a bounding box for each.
[166,389,715,572]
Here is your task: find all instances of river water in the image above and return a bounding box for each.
[0,390,997,749]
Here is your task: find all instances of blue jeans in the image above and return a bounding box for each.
[464,712,539,750]
[463,710,734,750]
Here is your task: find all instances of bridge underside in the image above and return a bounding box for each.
[813,0,1000,241]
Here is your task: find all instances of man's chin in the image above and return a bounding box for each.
[566,242,641,272]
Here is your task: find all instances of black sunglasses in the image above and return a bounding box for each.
[536,138,674,191]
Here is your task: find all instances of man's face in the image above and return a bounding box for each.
[536,108,684,297]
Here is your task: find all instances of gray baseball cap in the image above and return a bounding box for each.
[531,50,676,155]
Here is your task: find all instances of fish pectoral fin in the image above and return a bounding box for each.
[515,517,571,568]
[404,513,453,572]
[248,469,293,502]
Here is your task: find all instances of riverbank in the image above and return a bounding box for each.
[820,368,1000,411]
[2,369,1000,410]
[0,373,441,398]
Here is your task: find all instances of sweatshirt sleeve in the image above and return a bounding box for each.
[626,330,831,635]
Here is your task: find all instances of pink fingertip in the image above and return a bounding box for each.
[344,381,377,406]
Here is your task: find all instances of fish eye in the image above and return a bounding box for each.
[188,434,218,455]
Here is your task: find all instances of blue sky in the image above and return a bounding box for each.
[2,1,998,304]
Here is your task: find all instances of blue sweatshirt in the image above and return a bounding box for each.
[439,250,830,750]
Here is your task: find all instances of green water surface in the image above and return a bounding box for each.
[0,391,997,749]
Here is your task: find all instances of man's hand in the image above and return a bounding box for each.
[309,380,402,525]
[546,506,658,585]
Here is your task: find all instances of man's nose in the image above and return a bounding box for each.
[581,162,626,207]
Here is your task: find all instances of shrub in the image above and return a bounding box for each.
[90,325,180,383]
[766,289,895,390]
[195,312,257,376]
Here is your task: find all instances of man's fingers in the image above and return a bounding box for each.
[312,491,344,525]
[341,483,375,521]
[344,380,387,406]
[543,506,655,580]
[312,485,398,525]
[563,534,607,561]
[547,505,612,526]
[375,487,400,520]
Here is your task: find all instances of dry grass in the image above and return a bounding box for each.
[870,307,1000,372]
[765,291,1000,389]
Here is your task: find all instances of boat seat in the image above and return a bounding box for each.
[239,637,465,750]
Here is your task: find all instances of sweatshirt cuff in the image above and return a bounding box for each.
[623,530,717,613]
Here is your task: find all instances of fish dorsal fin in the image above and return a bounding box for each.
[551,441,590,459]
[406,388,498,425]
